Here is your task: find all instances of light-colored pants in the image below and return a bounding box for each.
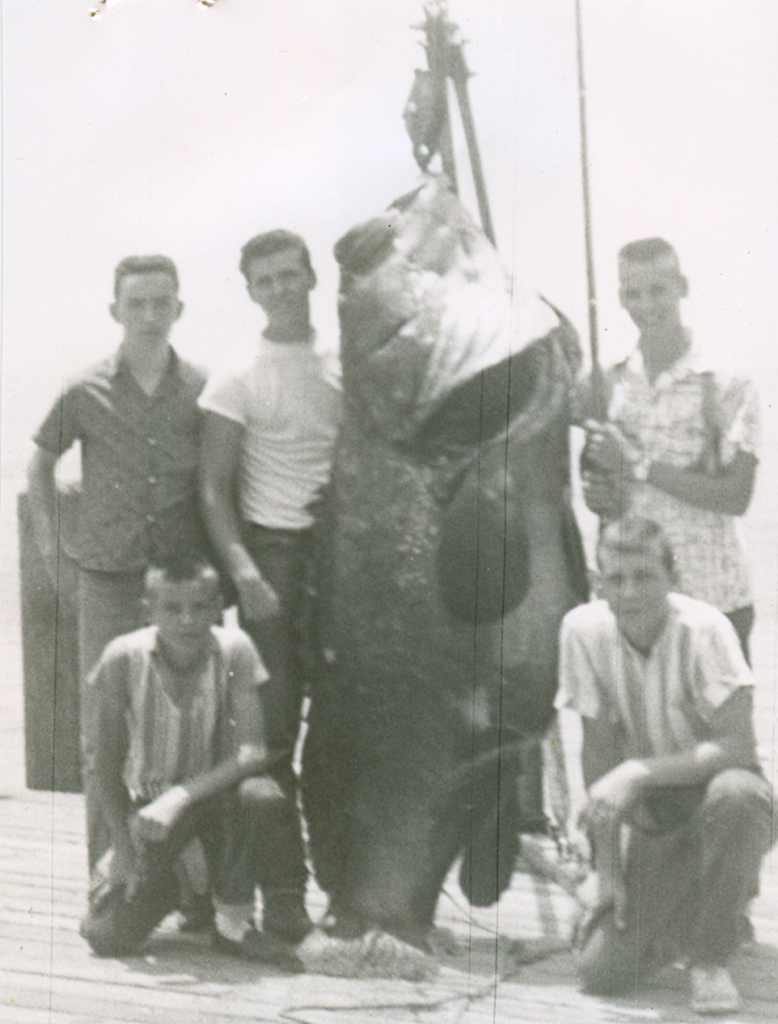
[78,568,146,872]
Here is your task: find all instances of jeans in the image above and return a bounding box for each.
[80,777,302,956]
[577,769,775,996]
[239,524,318,887]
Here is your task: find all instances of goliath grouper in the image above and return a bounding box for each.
[301,175,588,953]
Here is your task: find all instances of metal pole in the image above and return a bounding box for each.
[574,0,605,413]
[424,7,458,189]
[449,63,496,247]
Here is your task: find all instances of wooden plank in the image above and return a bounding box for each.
[3,786,778,1024]
[0,1002,87,1024]
[2,968,285,1024]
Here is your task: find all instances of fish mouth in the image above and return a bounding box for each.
[335,175,577,444]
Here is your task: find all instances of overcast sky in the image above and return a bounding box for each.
[3,0,777,476]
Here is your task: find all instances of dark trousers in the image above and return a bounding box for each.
[577,769,774,996]
[239,524,318,883]
[80,777,303,956]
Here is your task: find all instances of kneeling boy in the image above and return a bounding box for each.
[556,518,774,1015]
[80,556,312,959]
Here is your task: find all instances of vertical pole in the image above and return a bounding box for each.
[450,68,496,247]
[438,84,458,192]
[575,0,605,413]
[424,5,458,191]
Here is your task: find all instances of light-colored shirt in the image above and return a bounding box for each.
[87,625,268,802]
[199,336,341,530]
[606,346,758,611]
[555,594,755,762]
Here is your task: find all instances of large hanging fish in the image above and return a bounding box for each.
[302,175,588,951]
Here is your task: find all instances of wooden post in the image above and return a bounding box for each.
[18,488,82,793]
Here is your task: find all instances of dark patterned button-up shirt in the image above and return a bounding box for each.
[34,348,207,572]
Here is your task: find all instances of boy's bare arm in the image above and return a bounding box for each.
[26,447,61,583]
[199,411,279,620]
[584,421,756,516]
[583,688,757,823]
[641,451,756,516]
[135,683,271,843]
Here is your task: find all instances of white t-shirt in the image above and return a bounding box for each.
[555,593,754,761]
[200,336,341,530]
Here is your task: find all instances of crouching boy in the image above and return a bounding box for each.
[80,556,312,960]
[556,518,774,1015]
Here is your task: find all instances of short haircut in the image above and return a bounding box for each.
[239,229,313,280]
[144,554,221,595]
[114,255,179,300]
[597,516,678,583]
[618,237,681,273]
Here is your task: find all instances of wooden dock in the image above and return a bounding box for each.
[2,788,778,1023]
[2,475,778,1023]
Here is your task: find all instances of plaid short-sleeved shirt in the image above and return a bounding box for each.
[34,349,207,572]
[606,346,759,612]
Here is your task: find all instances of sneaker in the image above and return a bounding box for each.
[212,924,303,972]
[690,964,742,1015]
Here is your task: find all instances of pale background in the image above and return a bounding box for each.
[2,0,777,788]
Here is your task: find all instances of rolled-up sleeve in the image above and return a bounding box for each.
[692,613,755,721]
[555,611,602,721]
[720,376,759,463]
[199,370,249,427]
[33,387,80,456]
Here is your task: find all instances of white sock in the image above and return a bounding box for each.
[212,900,254,943]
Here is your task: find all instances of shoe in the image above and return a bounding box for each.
[212,924,303,972]
[690,964,742,1015]
[262,894,314,945]
[178,894,214,934]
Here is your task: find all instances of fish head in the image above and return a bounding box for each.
[334,175,579,447]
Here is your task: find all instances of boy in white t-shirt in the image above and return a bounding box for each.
[199,231,341,938]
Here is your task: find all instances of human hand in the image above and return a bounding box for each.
[106,840,141,898]
[134,786,190,844]
[576,868,629,932]
[235,566,281,622]
[582,420,633,474]
[581,469,622,519]
[580,760,647,830]
[37,545,78,609]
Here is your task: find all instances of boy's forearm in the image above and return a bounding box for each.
[637,735,754,789]
[555,709,587,828]
[181,744,270,806]
[93,770,134,850]
[26,450,59,560]
[645,460,754,516]
[200,480,249,580]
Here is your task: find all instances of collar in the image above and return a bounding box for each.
[148,625,219,673]
[110,345,181,381]
[261,327,316,347]
[625,333,711,391]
